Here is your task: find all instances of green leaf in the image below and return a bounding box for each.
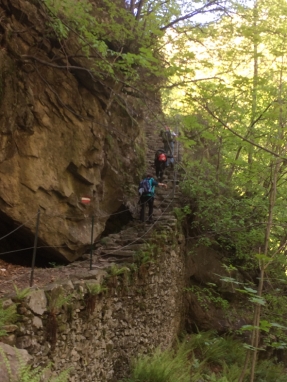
[243,286,257,294]
[259,320,271,332]
[241,325,257,331]
[249,296,266,305]
[254,253,272,262]
[270,322,287,330]
[220,277,241,284]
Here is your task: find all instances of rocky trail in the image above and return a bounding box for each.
[0,124,182,297]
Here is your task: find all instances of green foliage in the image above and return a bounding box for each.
[121,332,244,382]
[183,331,245,368]
[260,287,287,348]
[126,263,138,274]
[47,291,72,313]
[108,264,130,277]
[220,271,287,356]
[12,284,31,302]
[0,346,70,382]
[254,360,286,382]
[132,232,172,275]
[185,285,229,311]
[104,264,131,289]
[86,283,107,296]
[48,262,61,268]
[0,286,30,338]
[0,301,18,337]
[174,206,191,223]
[46,290,72,349]
[133,243,156,266]
[180,160,266,263]
[121,344,191,382]
[42,0,166,82]
[84,283,106,316]
[122,331,286,382]
[162,0,287,293]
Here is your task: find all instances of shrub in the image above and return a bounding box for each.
[0,300,18,337]
[0,347,70,382]
[121,344,191,382]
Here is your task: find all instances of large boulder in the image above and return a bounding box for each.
[0,0,145,262]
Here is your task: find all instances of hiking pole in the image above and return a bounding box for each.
[30,208,41,287]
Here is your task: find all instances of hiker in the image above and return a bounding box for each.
[154,149,167,181]
[138,174,167,223]
[159,126,177,167]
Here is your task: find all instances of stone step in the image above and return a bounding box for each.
[100,249,135,257]
[120,235,140,242]
[156,215,176,220]
[154,205,175,212]
[101,257,135,264]
[91,126,183,268]
[123,243,145,251]
[113,258,135,264]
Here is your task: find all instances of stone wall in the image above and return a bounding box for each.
[0,233,186,382]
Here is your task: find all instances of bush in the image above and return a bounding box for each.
[0,347,70,382]
[121,344,191,382]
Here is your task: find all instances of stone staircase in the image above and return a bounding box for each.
[93,122,182,266]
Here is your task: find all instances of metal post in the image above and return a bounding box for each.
[173,121,180,199]
[30,208,41,287]
[90,215,94,270]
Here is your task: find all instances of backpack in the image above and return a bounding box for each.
[138,178,152,195]
[161,130,172,142]
[158,153,167,162]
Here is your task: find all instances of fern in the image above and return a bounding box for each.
[47,291,72,313]
[86,283,107,296]
[13,284,31,302]
[0,300,18,337]
[108,264,130,277]
[0,347,70,381]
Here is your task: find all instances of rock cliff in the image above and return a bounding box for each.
[0,0,147,262]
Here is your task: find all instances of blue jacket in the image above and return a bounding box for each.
[145,177,158,197]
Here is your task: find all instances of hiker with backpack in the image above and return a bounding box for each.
[159,126,177,167]
[154,149,167,182]
[138,174,167,223]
